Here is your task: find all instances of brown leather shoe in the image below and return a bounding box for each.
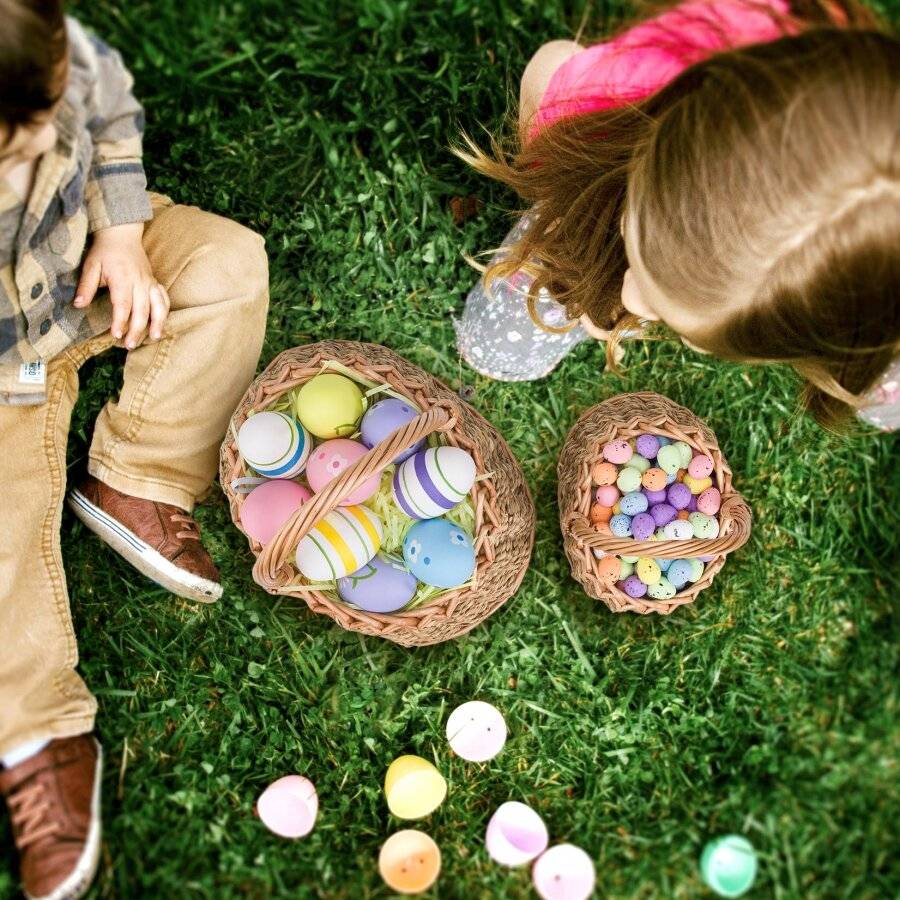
[0,736,102,900]
[67,475,222,603]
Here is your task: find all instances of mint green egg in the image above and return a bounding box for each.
[616,466,642,493]
[621,555,639,564]
[625,454,651,474]
[689,512,720,539]
[619,559,635,579]
[700,835,757,898]
[647,576,676,600]
[656,444,682,475]
[673,441,693,468]
[687,558,705,582]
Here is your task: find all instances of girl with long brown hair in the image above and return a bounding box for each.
[455,0,899,430]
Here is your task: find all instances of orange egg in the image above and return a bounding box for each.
[676,469,687,482]
[677,510,690,520]
[594,522,612,535]
[596,555,621,579]
[592,461,618,486]
[590,503,613,525]
[641,467,667,492]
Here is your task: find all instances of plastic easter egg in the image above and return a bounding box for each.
[596,555,621,579]
[619,491,648,516]
[667,559,693,589]
[295,505,383,581]
[295,374,364,439]
[664,520,695,540]
[636,558,661,585]
[595,485,620,508]
[647,576,676,600]
[532,844,596,900]
[650,502,677,527]
[667,482,692,510]
[609,514,633,538]
[673,441,693,468]
[621,575,647,598]
[686,558,705,582]
[240,479,311,544]
[644,488,667,505]
[642,467,667,492]
[684,474,713,495]
[256,775,318,838]
[393,447,476,520]
[238,411,312,478]
[486,802,549,867]
[689,512,720,539]
[590,504,613,526]
[379,830,441,894]
[698,487,722,516]
[337,554,418,613]
[635,433,661,459]
[360,398,423,463]
[656,444,682,475]
[385,756,447,819]
[631,512,656,541]
[700,835,757,898]
[626,454,651,474]
[403,518,475,589]
[688,454,714,479]
[616,466,642,493]
[602,439,632,464]
[592,461,618,486]
[446,701,507,762]
[306,439,380,505]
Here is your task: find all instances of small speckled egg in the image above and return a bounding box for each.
[677,510,690,520]
[664,520,695,540]
[595,522,612,536]
[337,554,418,613]
[403,518,475,589]
[654,528,667,540]
[642,468,667,492]
[592,461,618,486]
[616,467,642,493]
[609,514,633,537]
[689,512,720,539]
[667,559,693,589]
[621,575,647,598]
[360,398,423,463]
[686,558,705,582]
[619,559,635,579]
[631,512,656,542]
[683,474,713,495]
[644,488,667,505]
[306,439,380,505]
[596,555,621,580]
[697,487,722,516]
[602,439,632,464]
[595,485,620,508]
[626,455,651,474]
[635,433,661,459]
[590,504,613,526]
[673,441,693,468]
[612,502,621,515]
[687,494,698,512]
[647,577,676,600]
[688,454,714,479]
[656,444,682,475]
[655,557,673,573]
[295,374,364,439]
[657,436,671,446]
[619,491,649,516]
[621,555,639,564]
[650,503,677,528]
[636,558,661,585]
[667,482,692,510]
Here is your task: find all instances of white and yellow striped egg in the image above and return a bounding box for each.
[294,505,383,582]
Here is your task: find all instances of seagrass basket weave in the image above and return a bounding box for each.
[558,392,752,614]
[220,341,535,647]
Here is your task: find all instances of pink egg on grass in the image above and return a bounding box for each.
[486,802,549,866]
[532,844,596,900]
[256,775,318,838]
[446,701,507,762]
[240,480,311,544]
[306,439,380,505]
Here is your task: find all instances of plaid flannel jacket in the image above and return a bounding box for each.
[0,17,151,405]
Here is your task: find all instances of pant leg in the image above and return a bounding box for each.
[86,200,269,512]
[0,356,96,756]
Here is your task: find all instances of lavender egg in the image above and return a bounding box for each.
[650,503,677,527]
[667,482,692,510]
[337,553,418,613]
[631,512,656,541]
[621,575,648,598]
[360,398,423,463]
[635,433,661,459]
[644,488,667,505]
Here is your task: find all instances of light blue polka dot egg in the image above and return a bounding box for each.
[610,514,633,538]
[619,491,649,516]
[403,518,475,589]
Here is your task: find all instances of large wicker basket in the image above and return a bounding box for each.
[220,341,535,646]
[558,392,752,614]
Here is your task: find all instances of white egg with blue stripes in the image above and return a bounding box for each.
[238,411,311,478]
[392,446,476,520]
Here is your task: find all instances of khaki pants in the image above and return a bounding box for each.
[0,196,269,755]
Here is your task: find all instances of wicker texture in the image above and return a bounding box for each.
[558,392,751,614]
[220,341,535,646]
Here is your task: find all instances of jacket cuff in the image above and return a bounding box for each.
[86,160,153,232]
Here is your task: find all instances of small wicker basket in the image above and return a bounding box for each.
[558,392,752,614]
[220,341,535,647]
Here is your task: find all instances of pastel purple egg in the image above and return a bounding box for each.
[697,487,722,515]
[667,482,692,510]
[621,575,648,598]
[631,512,656,541]
[650,503,677,527]
[360,398,423,463]
[635,433,661,459]
[643,488,667,505]
[688,454,714,479]
[336,553,418,613]
[687,494,698,512]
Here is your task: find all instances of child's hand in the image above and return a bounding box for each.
[74,223,170,349]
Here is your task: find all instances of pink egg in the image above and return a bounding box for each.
[305,439,380,505]
[532,844,596,900]
[256,775,318,838]
[688,454,714,479]
[240,480,311,544]
[595,485,620,507]
[602,439,632,465]
[697,487,722,515]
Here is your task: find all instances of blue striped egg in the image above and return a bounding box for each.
[392,447,476,520]
[238,411,311,478]
[294,505,383,582]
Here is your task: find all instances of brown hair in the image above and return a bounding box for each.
[458,1,900,428]
[0,0,68,136]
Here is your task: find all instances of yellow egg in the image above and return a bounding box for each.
[636,558,661,585]
[683,474,713,495]
[295,374,364,439]
[384,756,447,820]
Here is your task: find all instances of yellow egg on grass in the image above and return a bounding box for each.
[384,756,447,820]
[295,374,364,439]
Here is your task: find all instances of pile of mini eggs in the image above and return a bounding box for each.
[236,372,479,614]
[590,433,722,601]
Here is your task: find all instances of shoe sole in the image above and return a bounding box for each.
[26,741,103,900]
[67,488,222,604]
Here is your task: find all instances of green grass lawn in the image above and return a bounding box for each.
[3,0,898,897]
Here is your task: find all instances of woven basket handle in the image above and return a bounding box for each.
[567,491,752,561]
[252,400,459,590]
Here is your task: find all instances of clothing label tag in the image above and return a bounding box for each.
[18,360,46,385]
